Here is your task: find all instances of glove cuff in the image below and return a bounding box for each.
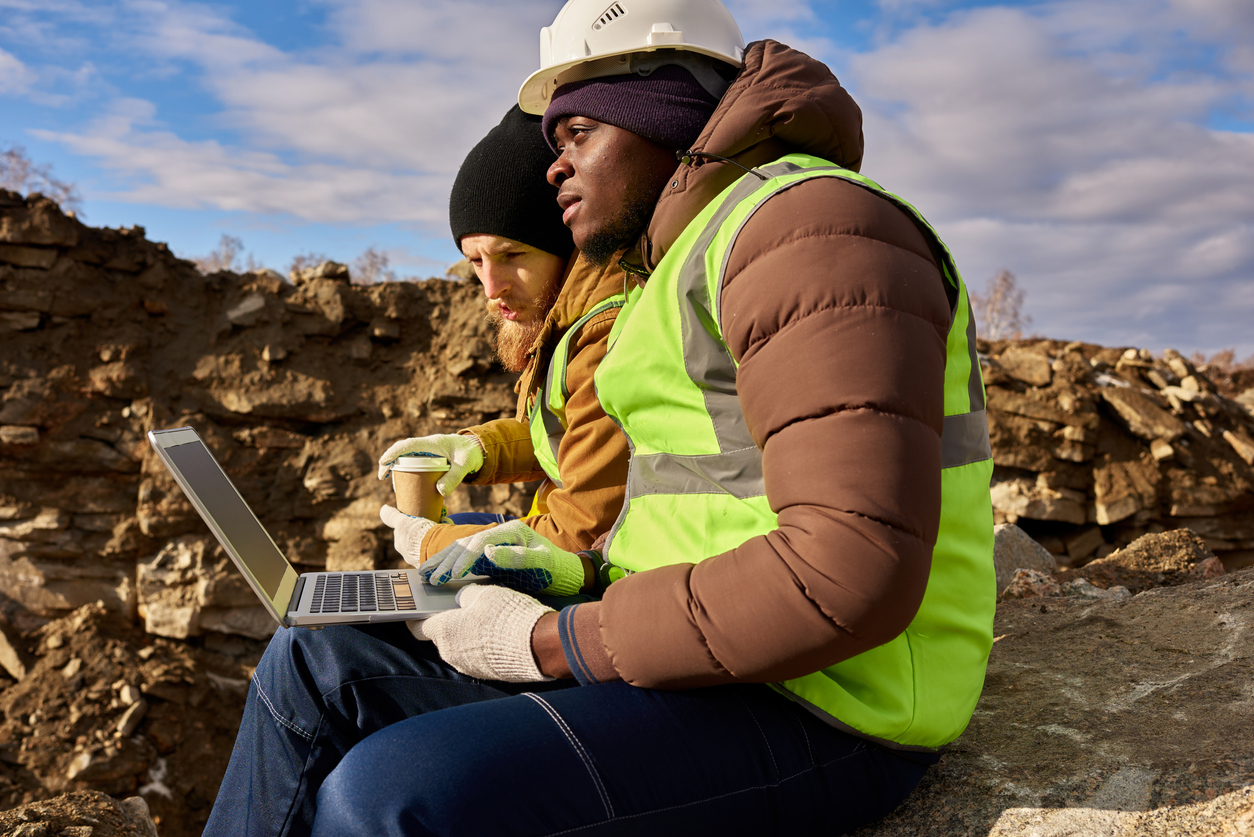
[484,589,556,681]
[395,515,435,569]
[544,553,587,597]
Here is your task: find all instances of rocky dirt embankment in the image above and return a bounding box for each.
[1,189,532,645]
[982,338,1254,570]
[3,192,1254,833]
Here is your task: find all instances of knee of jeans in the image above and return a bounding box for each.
[254,624,356,694]
[316,723,468,836]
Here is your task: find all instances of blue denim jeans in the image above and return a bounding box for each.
[203,623,934,836]
[444,512,512,526]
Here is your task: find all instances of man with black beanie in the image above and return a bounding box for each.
[376,104,630,595]
[202,105,631,837]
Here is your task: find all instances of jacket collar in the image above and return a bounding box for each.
[513,250,627,416]
[629,40,866,274]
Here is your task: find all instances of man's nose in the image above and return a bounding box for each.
[547,156,571,188]
[479,264,508,299]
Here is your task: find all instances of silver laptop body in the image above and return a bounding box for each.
[148,426,458,628]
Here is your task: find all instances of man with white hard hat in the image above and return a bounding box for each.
[203,1,996,834]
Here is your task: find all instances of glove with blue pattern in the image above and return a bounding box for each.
[418,520,585,597]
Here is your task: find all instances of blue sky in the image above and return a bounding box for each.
[2,0,1252,357]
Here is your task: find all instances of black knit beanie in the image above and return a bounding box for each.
[449,105,574,259]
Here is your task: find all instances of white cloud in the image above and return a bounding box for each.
[34,98,448,224]
[5,0,1253,355]
[10,0,560,227]
[841,1,1254,354]
[0,47,29,94]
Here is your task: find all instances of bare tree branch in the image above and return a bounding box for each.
[192,234,245,274]
[351,246,396,285]
[970,269,1032,340]
[0,143,84,213]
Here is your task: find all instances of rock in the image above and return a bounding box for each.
[290,260,350,285]
[0,424,40,444]
[225,292,267,327]
[1099,386,1187,441]
[992,524,1059,594]
[856,568,1254,837]
[1058,576,1131,600]
[0,790,160,837]
[1093,455,1159,525]
[0,243,59,268]
[1149,437,1175,461]
[0,550,135,618]
[1058,528,1225,594]
[115,698,148,737]
[1063,524,1106,562]
[989,388,1099,429]
[999,568,1060,599]
[0,619,32,679]
[86,360,148,399]
[1224,429,1254,465]
[996,344,1052,387]
[990,478,1087,525]
[0,194,80,247]
[0,309,43,331]
[136,537,279,641]
[446,258,476,281]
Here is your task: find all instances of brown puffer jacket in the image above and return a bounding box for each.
[563,41,958,688]
[420,253,630,560]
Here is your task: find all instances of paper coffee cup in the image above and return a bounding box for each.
[391,454,450,521]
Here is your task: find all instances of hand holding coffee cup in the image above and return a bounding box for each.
[377,434,485,496]
[391,453,451,521]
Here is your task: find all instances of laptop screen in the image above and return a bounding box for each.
[162,439,289,598]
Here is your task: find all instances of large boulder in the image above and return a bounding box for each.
[858,567,1254,836]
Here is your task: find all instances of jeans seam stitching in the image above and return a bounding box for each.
[738,694,780,779]
[523,693,615,820]
[255,680,315,742]
[542,744,867,835]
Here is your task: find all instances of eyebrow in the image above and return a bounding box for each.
[474,239,527,257]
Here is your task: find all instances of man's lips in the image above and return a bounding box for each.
[491,300,520,321]
[557,192,582,225]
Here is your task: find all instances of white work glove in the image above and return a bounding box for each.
[419,520,585,597]
[411,584,554,682]
[380,504,438,569]
[377,434,485,496]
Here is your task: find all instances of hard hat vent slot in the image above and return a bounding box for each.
[592,3,627,31]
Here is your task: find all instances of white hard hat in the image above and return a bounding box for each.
[518,0,746,115]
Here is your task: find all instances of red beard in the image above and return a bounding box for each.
[486,284,560,373]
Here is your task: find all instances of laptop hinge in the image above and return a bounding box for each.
[288,575,307,616]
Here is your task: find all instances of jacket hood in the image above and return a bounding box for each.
[635,40,865,272]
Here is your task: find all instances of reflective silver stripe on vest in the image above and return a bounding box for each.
[537,356,565,488]
[629,444,767,499]
[964,298,985,412]
[533,296,626,490]
[942,410,990,469]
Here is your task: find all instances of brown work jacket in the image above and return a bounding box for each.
[420,253,629,560]
[563,41,958,687]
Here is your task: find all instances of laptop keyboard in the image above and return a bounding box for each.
[308,573,417,614]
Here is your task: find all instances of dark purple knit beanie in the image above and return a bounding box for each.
[542,65,719,153]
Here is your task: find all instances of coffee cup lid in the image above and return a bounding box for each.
[390,453,450,472]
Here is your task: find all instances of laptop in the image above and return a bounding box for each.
[148,426,460,628]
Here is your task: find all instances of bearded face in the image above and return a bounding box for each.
[459,234,568,373]
[486,279,562,372]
